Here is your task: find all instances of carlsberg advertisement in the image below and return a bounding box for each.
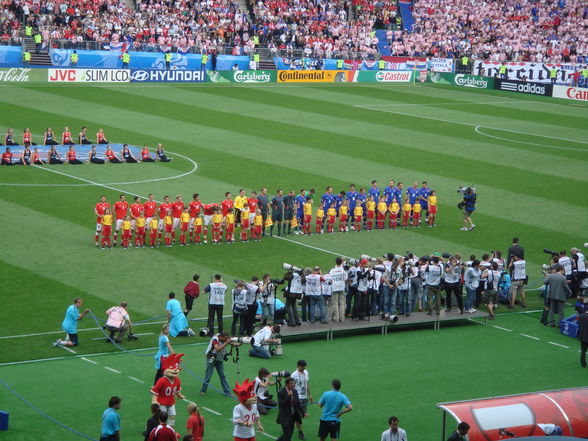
[207,70,276,83]
[428,72,494,89]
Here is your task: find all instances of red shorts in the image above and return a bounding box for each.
[304,215,312,224]
[234,437,255,441]
[354,215,362,223]
[241,220,249,229]
[102,225,112,236]
[390,213,398,219]
[429,205,437,215]
[413,212,421,219]
[403,213,410,220]
[226,224,235,233]
[367,211,375,219]
[165,224,173,233]
[122,230,131,238]
[316,219,323,226]
[327,216,335,224]
[181,222,189,232]
[96,216,102,224]
[339,214,347,222]
[136,227,145,235]
[254,225,262,233]
[194,225,202,234]
[212,223,221,231]
[150,230,157,238]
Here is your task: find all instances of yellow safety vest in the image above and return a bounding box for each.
[253,54,259,63]
[25,26,32,37]
[337,59,343,69]
[461,56,469,66]
[582,69,588,77]
[34,34,42,44]
[165,52,172,62]
[202,54,208,64]
[23,51,31,61]
[71,54,78,62]
[122,53,130,63]
[253,35,259,45]
[550,68,557,78]
[379,59,385,69]
[499,65,506,74]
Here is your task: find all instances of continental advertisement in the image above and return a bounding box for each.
[0,67,47,82]
[428,72,494,89]
[207,70,276,83]
[277,70,347,83]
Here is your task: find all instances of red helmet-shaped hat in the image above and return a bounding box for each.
[161,353,184,371]
[233,378,256,404]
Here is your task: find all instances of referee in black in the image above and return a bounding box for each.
[258,188,269,236]
[283,190,296,235]
[270,189,284,237]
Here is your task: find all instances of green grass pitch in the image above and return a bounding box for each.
[0,82,586,441]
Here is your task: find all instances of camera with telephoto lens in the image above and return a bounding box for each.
[199,328,209,337]
[374,264,386,273]
[283,263,302,274]
[343,258,359,270]
[361,254,377,262]
[230,336,252,345]
[270,334,283,356]
[457,186,475,195]
[380,313,399,323]
[543,249,559,257]
[271,278,285,285]
[271,370,291,378]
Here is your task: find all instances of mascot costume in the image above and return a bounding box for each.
[232,378,263,441]
[150,353,185,427]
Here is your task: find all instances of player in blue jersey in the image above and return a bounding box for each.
[295,189,306,234]
[368,180,380,200]
[321,186,336,210]
[418,181,432,224]
[346,184,359,229]
[335,191,345,213]
[383,180,396,205]
[357,188,367,227]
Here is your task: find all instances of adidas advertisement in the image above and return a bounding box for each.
[495,79,552,96]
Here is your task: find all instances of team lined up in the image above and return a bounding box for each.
[94,181,438,249]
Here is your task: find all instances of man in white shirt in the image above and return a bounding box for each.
[204,274,226,334]
[249,325,281,359]
[558,250,573,279]
[305,267,327,324]
[105,302,136,343]
[381,416,407,441]
[424,256,444,315]
[291,359,312,440]
[509,256,527,308]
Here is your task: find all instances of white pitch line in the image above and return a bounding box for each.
[104,366,122,374]
[493,326,512,332]
[81,357,98,365]
[355,100,531,107]
[60,345,77,354]
[274,235,351,258]
[128,376,145,384]
[356,104,588,145]
[520,333,540,341]
[202,406,222,416]
[474,126,587,151]
[261,432,278,440]
[548,341,570,349]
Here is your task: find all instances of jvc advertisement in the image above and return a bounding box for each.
[494,78,552,96]
[428,72,493,89]
[48,68,130,83]
[552,85,588,102]
[207,70,276,83]
[130,69,205,83]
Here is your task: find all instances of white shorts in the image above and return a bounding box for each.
[145,217,153,229]
[172,217,180,229]
[249,213,256,223]
[115,219,123,230]
[131,219,136,230]
[189,217,195,229]
[203,214,213,226]
[159,404,176,417]
[96,223,102,232]
[158,219,165,231]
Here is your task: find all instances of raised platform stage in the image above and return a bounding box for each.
[280,310,488,340]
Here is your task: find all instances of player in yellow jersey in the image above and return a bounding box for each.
[338,200,349,232]
[149,217,159,248]
[388,198,400,229]
[303,198,313,235]
[101,208,113,249]
[427,191,437,227]
[212,207,223,244]
[164,209,174,247]
[366,195,376,230]
[226,211,236,242]
[326,202,337,233]
[353,204,363,232]
[315,206,325,234]
[376,196,387,230]
[180,208,191,246]
[121,215,132,249]
[412,201,422,227]
[252,208,263,241]
[240,204,250,242]
[402,199,412,228]
[192,215,203,244]
[135,213,146,248]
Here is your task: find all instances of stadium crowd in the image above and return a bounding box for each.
[92,182,439,249]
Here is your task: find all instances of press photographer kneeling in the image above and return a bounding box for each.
[250,324,282,359]
[254,368,278,415]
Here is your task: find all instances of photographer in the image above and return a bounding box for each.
[250,324,281,359]
[284,268,303,326]
[245,277,261,336]
[459,187,476,231]
[396,257,413,317]
[328,258,348,322]
[254,368,277,415]
[381,254,396,315]
[105,302,137,343]
[352,259,370,321]
[481,262,501,320]
[346,262,359,318]
[231,281,248,336]
[305,267,327,324]
[558,250,573,282]
[464,260,481,313]
[571,247,587,297]
[509,255,527,309]
[204,275,226,335]
[199,331,232,397]
[544,264,571,327]
[368,261,384,316]
[507,237,524,267]
[424,256,444,315]
[260,274,277,325]
[291,360,311,440]
[443,257,463,313]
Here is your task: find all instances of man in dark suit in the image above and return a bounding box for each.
[447,421,470,441]
[507,237,524,267]
[578,311,588,368]
[276,377,307,441]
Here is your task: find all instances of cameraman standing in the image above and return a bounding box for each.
[571,247,587,297]
[509,256,527,309]
[284,269,303,326]
[444,257,463,313]
[204,275,226,334]
[231,281,248,336]
[200,331,232,397]
[460,187,476,231]
[245,277,261,336]
[329,258,348,322]
[424,256,444,315]
[306,267,327,324]
[352,259,370,321]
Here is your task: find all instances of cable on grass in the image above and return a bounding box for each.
[0,377,99,441]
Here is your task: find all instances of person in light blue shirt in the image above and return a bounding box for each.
[53,297,89,348]
[100,396,121,441]
[153,323,174,384]
[318,379,352,441]
[166,292,192,337]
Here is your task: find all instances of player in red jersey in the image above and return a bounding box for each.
[143,193,157,229]
[201,203,218,244]
[66,145,83,164]
[62,126,74,145]
[171,195,185,243]
[247,191,259,225]
[113,194,129,246]
[32,147,44,165]
[94,195,110,246]
[221,192,233,217]
[130,196,143,241]
[188,193,202,243]
[158,195,172,241]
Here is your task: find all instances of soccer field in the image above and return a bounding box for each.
[0,82,586,440]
